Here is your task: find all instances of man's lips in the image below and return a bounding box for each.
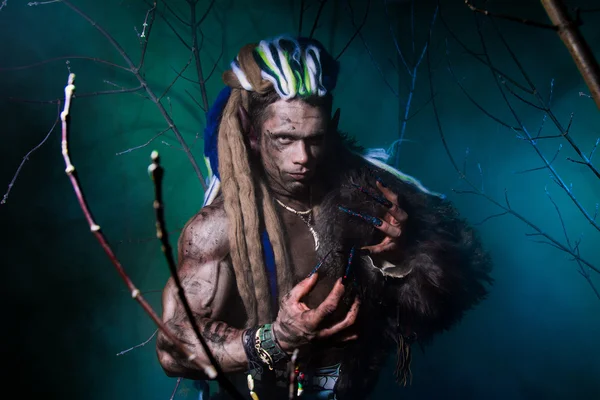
[288,172,310,180]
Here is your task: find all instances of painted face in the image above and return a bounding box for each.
[259,99,329,196]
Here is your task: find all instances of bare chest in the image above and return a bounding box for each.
[279,211,318,278]
[279,211,336,308]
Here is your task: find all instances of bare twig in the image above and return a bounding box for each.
[445,41,522,132]
[10,84,145,104]
[59,72,216,380]
[426,26,599,275]
[116,329,158,356]
[465,0,558,30]
[298,0,305,36]
[479,19,600,232]
[138,2,157,70]
[148,151,244,400]
[0,55,129,73]
[159,53,193,101]
[115,127,172,156]
[162,0,190,27]
[188,0,215,112]
[169,377,183,400]
[389,4,438,166]
[488,19,600,181]
[444,8,600,232]
[59,0,206,190]
[473,211,509,226]
[541,0,600,109]
[335,0,370,60]
[310,0,328,38]
[2,101,60,205]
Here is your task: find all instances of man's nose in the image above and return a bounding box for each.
[291,140,309,165]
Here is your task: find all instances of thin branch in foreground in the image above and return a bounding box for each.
[148,151,244,400]
[2,101,60,205]
[59,72,216,380]
[116,329,158,356]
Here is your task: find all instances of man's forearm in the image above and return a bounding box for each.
[158,316,249,379]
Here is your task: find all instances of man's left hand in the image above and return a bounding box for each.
[360,180,408,263]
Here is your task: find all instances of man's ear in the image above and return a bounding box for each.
[330,108,341,133]
[238,105,259,151]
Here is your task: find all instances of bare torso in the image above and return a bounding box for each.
[197,197,346,369]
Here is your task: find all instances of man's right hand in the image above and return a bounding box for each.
[272,273,360,354]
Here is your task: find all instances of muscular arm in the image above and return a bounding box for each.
[156,201,248,380]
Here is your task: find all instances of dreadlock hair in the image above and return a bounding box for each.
[216,35,338,327]
[217,45,287,327]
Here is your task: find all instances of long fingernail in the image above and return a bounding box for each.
[338,206,383,227]
[342,246,356,285]
[351,183,392,208]
[376,177,387,187]
[308,249,333,277]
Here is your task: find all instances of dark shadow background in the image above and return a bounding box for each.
[1,0,599,398]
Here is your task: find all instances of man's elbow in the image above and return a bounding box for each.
[156,342,214,381]
[156,347,183,378]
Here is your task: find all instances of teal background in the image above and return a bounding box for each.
[1,0,599,398]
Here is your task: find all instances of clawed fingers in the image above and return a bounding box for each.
[310,278,345,323]
[316,295,360,339]
[338,206,403,238]
[375,180,408,225]
[361,239,398,256]
[288,272,319,303]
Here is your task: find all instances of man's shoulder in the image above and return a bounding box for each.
[186,197,227,229]
[178,198,229,259]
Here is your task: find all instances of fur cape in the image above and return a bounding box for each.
[309,141,494,399]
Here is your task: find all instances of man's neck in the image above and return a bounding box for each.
[271,190,312,212]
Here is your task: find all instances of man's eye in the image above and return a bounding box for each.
[276,137,293,145]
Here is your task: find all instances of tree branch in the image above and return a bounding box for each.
[60,0,207,190]
[465,0,558,30]
[541,0,600,110]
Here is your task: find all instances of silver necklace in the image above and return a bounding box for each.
[275,198,320,251]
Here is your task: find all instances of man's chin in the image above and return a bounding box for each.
[283,179,311,195]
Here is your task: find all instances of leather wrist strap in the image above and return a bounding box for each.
[255,324,289,369]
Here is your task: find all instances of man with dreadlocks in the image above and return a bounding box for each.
[156,35,493,399]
